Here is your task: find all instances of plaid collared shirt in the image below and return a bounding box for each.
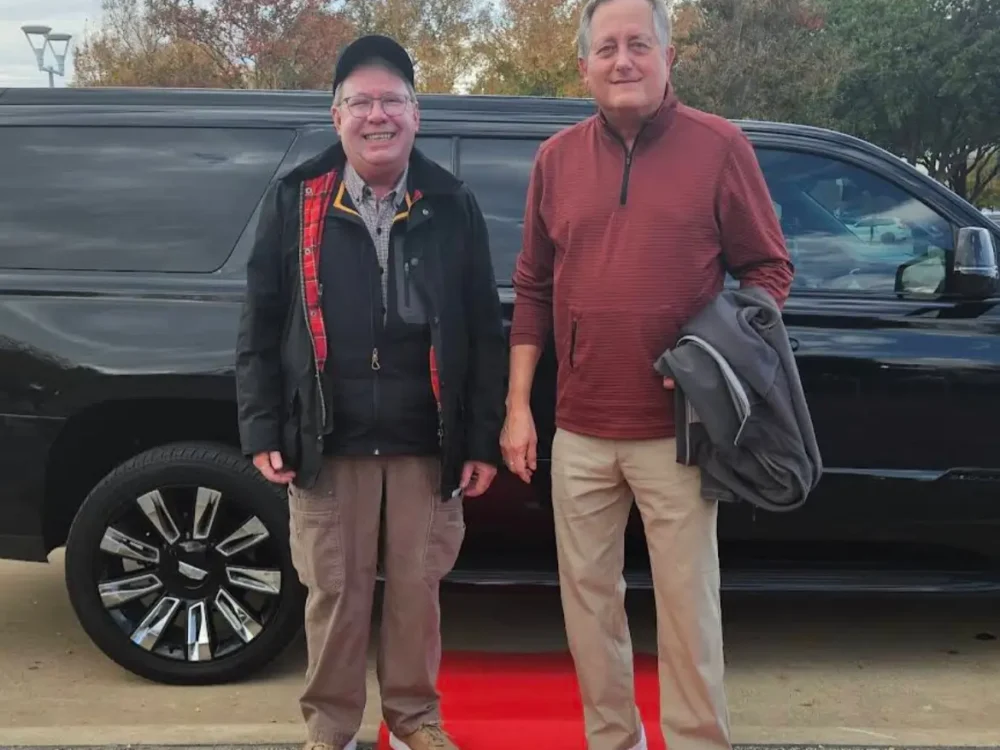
[344,163,408,311]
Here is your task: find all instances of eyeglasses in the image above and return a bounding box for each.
[341,94,411,118]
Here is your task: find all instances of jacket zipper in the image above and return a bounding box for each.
[370,253,381,456]
[371,344,381,455]
[620,151,634,205]
[299,186,327,433]
[570,319,578,368]
[607,120,649,206]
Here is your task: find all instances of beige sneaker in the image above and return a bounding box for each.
[389,722,459,750]
[302,739,357,750]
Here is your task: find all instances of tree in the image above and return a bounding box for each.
[823,0,1000,203]
[671,1,702,65]
[73,0,236,87]
[341,0,493,93]
[670,0,851,126]
[147,0,355,89]
[968,150,1000,209]
[74,0,354,89]
[470,0,588,97]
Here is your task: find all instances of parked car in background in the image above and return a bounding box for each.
[2,87,1000,686]
[844,215,912,245]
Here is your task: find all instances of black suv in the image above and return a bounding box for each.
[2,87,999,686]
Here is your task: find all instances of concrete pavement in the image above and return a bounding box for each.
[2,550,1000,748]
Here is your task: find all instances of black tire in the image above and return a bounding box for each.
[64,441,305,685]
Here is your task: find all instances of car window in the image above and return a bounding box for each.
[457,137,543,286]
[0,126,296,273]
[756,148,954,296]
[416,137,454,172]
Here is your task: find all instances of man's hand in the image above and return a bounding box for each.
[460,461,497,498]
[253,451,296,484]
[663,377,675,390]
[500,405,537,484]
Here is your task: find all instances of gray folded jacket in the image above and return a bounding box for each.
[653,285,822,512]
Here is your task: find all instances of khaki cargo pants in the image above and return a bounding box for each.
[551,428,731,750]
[287,455,465,748]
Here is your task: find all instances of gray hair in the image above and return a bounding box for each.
[332,57,417,106]
[576,0,672,58]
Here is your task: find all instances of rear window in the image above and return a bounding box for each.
[0,126,295,273]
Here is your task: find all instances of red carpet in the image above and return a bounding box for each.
[376,650,665,750]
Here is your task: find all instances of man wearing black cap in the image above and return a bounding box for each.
[235,34,505,750]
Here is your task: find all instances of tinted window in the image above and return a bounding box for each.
[0,126,295,273]
[757,148,954,295]
[416,137,454,172]
[458,138,542,286]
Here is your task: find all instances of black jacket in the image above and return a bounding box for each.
[653,286,823,512]
[235,141,507,496]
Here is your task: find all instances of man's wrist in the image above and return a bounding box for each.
[505,394,532,413]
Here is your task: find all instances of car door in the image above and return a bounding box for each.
[726,135,1000,573]
[448,134,560,574]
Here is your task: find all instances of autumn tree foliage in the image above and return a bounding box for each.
[73,0,236,87]
[74,0,354,89]
[148,0,354,89]
[343,0,492,93]
[471,0,588,97]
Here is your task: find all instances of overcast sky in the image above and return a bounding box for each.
[0,0,101,87]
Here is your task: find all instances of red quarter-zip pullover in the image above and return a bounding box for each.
[510,87,794,440]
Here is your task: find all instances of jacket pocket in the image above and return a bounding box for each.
[394,238,428,326]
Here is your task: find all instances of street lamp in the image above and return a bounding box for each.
[21,25,73,88]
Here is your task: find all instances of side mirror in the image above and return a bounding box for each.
[952,226,999,299]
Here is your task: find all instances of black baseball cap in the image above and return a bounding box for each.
[332,34,415,94]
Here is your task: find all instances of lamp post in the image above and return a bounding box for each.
[21,25,73,88]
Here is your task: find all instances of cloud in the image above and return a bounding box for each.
[0,0,102,88]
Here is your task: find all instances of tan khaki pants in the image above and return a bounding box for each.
[287,455,465,747]
[551,428,730,750]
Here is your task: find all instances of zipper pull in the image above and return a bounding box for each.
[371,347,380,371]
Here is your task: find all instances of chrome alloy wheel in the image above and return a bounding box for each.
[96,484,283,663]
[66,442,303,684]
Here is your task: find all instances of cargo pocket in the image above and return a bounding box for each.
[288,480,344,593]
[423,496,466,583]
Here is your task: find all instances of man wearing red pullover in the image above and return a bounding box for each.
[500,0,794,748]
